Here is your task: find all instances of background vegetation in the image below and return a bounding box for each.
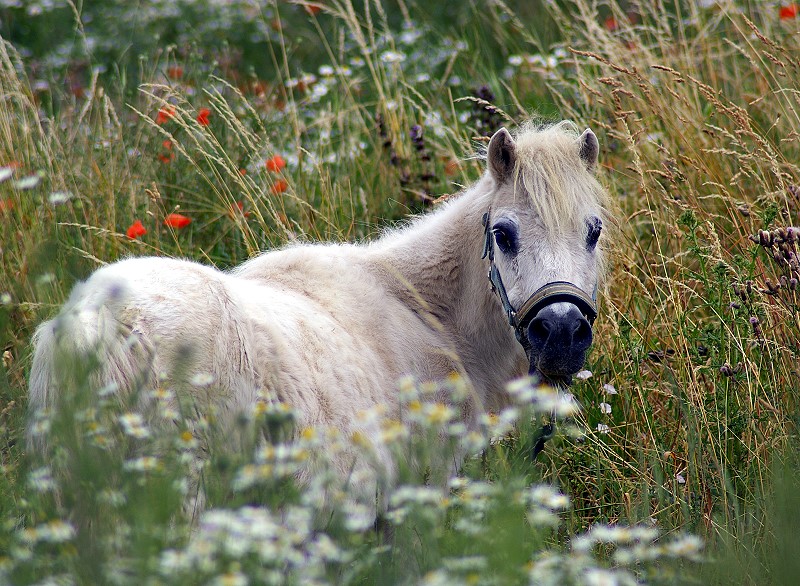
[1,0,799,583]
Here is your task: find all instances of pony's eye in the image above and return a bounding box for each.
[586,216,602,251]
[492,221,518,255]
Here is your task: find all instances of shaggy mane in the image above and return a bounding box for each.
[512,121,610,236]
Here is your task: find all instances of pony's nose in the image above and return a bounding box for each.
[526,304,593,375]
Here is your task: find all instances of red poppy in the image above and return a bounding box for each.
[126,219,147,239]
[238,168,247,176]
[164,213,192,228]
[604,16,618,31]
[167,66,184,80]
[0,198,13,214]
[235,201,252,218]
[158,153,174,164]
[265,154,286,172]
[162,139,173,150]
[196,108,211,126]
[156,106,176,125]
[780,4,798,19]
[271,179,289,194]
[305,3,322,15]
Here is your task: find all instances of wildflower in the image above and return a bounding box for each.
[126,219,147,239]
[196,107,211,126]
[380,50,406,64]
[36,520,76,544]
[48,191,72,205]
[0,167,12,182]
[28,467,56,493]
[265,154,286,172]
[212,572,247,586]
[305,4,322,16]
[576,369,592,380]
[271,179,289,194]
[508,55,523,66]
[597,423,610,434]
[158,153,174,164]
[233,201,251,218]
[164,213,192,229]
[604,16,619,31]
[162,139,173,150]
[119,412,150,439]
[603,383,618,395]
[156,106,176,125]
[780,4,798,19]
[676,473,686,484]
[124,456,162,472]
[599,402,612,414]
[14,173,42,191]
[0,198,13,214]
[665,534,703,558]
[583,568,623,586]
[191,372,215,386]
[167,66,184,80]
[177,430,199,450]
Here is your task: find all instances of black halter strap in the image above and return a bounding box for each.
[482,210,599,460]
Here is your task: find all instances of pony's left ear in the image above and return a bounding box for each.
[488,127,517,183]
[578,128,599,172]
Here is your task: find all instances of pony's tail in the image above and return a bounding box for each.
[27,277,150,452]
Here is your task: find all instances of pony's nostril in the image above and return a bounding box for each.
[574,318,593,348]
[528,317,550,345]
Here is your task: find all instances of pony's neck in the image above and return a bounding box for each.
[371,175,525,407]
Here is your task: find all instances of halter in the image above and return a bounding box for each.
[482,210,599,461]
[481,211,598,348]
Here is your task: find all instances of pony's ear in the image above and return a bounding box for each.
[578,128,599,172]
[488,127,517,183]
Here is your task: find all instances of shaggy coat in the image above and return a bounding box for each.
[29,122,608,493]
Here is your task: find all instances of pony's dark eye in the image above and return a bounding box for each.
[492,221,518,255]
[586,216,602,251]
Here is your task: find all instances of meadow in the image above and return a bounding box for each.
[1,0,799,584]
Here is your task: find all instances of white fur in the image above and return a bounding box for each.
[28,123,608,505]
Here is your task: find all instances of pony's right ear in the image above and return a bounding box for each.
[488,127,516,183]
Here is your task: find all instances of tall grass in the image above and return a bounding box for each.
[1,0,800,583]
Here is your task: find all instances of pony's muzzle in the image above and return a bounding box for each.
[525,302,593,378]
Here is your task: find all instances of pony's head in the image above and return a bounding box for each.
[483,122,609,384]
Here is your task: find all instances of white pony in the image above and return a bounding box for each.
[29,121,608,496]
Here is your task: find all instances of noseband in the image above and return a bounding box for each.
[481,211,597,350]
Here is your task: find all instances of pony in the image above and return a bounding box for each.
[28,121,609,505]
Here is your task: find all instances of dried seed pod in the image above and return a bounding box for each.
[765,279,780,294]
[720,363,734,377]
[789,278,798,291]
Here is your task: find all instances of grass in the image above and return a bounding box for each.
[1,0,800,583]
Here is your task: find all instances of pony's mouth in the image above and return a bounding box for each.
[527,364,573,388]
